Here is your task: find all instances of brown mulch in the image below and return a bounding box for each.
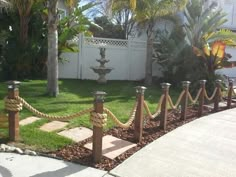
[48,105,227,171]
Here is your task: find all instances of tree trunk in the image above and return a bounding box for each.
[47,0,59,96]
[144,37,153,85]
[19,14,30,46]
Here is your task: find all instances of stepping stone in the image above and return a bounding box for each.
[84,135,136,160]
[203,104,213,110]
[57,127,92,142]
[40,121,68,132]
[20,116,41,126]
[219,101,227,107]
[208,101,227,108]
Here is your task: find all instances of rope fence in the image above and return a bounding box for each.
[143,95,164,119]
[168,90,185,109]
[3,79,236,162]
[187,88,202,104]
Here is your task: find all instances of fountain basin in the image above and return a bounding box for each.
[90,66,114,83]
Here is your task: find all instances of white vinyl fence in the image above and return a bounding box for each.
[59,34,236,81]
[59,34,147,81]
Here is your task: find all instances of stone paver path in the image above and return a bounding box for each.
[19,116,41,126]
[40,121,68,132]
[20,117,137,162]
[84,135,136,159]
[58,127,93,142]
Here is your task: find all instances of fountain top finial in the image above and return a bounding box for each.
[99,47,106,59]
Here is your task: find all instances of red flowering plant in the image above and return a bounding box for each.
[193,36,236,75]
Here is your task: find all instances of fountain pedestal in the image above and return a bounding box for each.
[90,48,113,84]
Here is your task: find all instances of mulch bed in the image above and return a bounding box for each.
[48,105,228,171]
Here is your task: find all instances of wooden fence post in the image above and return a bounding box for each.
[134,86,146,143]
[92,91,106,163]
[227,79,234,109]
[214,79,222,112]
[181,81,190,121]
[160,83,171,131]
[7,81,21,141]
[198,80,206,117]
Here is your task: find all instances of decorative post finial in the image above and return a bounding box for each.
[161,83,171,90]
[199,80,207,85]
[93,91,107,102]
[7,81,21,90]
[182,81,191,88]
[215,79,222,84]
[135,86,147,95]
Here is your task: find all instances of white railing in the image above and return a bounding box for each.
[84,37,128,48]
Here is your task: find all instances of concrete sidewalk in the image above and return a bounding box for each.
[110,108,236,177]
[0,153,108,177]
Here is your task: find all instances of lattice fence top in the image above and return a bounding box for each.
[84,37,128,48]
[69,37,80,43]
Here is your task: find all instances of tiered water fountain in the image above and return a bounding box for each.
[90,47,113,84]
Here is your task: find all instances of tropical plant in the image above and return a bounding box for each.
[193,31,236,74]
[184,0,228,48]
[111,0,135,39]
[0,0,47,80]
[86,0,135,39]
[184,0,236,76]
[134,0,188,85]
[89,16,125,39]
[58,3,95,60]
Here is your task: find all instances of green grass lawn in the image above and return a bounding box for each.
[0,79,180,151]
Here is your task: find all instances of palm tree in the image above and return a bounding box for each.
[135,0,188,85]
[47,0,59,96]
[47,0,78,96]
[1,0,33,46]
[129,0,136,10]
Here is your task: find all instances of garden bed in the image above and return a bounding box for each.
[48,105,222,171]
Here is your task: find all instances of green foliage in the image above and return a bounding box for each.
[0,1,47,80]
[183,0,236,92]
[0,0,96,80]
[58,3,96,60]
[89,16,126,39]
[184,0,227,47]
[155,0,236,93]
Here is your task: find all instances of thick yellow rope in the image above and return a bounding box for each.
[188,88,202,104]
[90,112,107,128]
[204,88,217,101]
[168,90,185,109]
[5,96,93,121]
[103,101,138,129]
[4,97,23,111]
[143,95,164,119]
